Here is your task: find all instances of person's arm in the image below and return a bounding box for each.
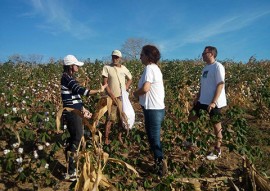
[102,76,116,100]
[88,83,107,95]
[125,78,132,91]
[133,81,151,98]
[82,107,92,119]
[208,82,224,112]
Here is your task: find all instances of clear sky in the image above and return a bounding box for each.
[0,0,269,63]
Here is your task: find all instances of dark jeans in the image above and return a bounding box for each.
[64,111,83,174]
[142,106,165,161]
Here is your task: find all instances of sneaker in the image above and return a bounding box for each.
[206,148,221,161]
[64,171,77,182]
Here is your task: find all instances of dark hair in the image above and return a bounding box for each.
[205,46,218,58]
[63,65,72,73]
[142,45,161,63]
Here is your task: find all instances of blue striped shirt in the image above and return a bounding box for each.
[61,73,89,110]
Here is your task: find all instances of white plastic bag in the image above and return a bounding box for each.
[121,88,135,129]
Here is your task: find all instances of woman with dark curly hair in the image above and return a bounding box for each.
[133,45,167,177]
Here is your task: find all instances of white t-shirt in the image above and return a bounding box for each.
[138,64,165,109]
[199,61,227,108]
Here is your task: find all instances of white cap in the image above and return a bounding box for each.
[63,55,84,66]
[111,50,122,58]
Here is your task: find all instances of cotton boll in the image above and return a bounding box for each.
[18,147,24,154]
[38,145,44,150]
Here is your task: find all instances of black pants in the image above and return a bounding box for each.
[64,111,83,174]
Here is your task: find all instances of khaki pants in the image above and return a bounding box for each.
[108,97,123,123]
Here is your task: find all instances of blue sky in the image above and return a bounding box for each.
[0,0,269,63]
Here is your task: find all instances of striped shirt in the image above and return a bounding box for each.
[61,72,89,110]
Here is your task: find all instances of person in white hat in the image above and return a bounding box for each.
[61,54,107,181]
[101,50,132,145]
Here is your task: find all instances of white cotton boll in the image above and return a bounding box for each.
[4,149,11,155]
[44,117,49,122]
[16,157,23,164]
[4,113,8,117]
[22,100,26,104]
[45,163,49,169]
[52,112,55,115]
[12,143,19,148]
[12,107,17,113]
[18,167,23,173]
[18,147,24,154]
[33,150,39,159]
[38,145,44,150]
[45,142,50,147]
[63,125,67,129]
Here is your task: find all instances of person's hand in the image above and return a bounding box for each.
[207,102,216,113]
[99,83,108,93]
[82,108,92,119]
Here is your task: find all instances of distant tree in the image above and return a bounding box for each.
[49,57,55,64]
[121,38,151,60]
[27,54,43,64]
[8,54,25,64]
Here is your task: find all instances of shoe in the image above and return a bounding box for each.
[64,171,77,182]
[155,158,168,177]
[206,148,221,161]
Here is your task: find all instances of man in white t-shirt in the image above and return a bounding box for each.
[102,50,132,145]
[189,46,227,161]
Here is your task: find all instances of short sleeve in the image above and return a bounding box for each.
[216,64,225,84]
[102,66,108,78]
[144,66,154,83]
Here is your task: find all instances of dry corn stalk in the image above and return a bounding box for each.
[56,98,139,191]
[242,156,270,191]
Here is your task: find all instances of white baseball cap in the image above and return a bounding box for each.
[111,50,122,58]
[63,55,84,66]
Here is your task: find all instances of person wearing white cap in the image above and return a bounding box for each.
[101,50,132,145]
[61,54,107,181]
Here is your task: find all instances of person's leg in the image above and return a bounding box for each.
[142,108,165,161]
[116,98,124,144]
[214,122,223,148]
[65,111,83,174]
[207,108,223,160]
[210,108,223,149]
[105,121,112,145]
[105,103,117,145]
